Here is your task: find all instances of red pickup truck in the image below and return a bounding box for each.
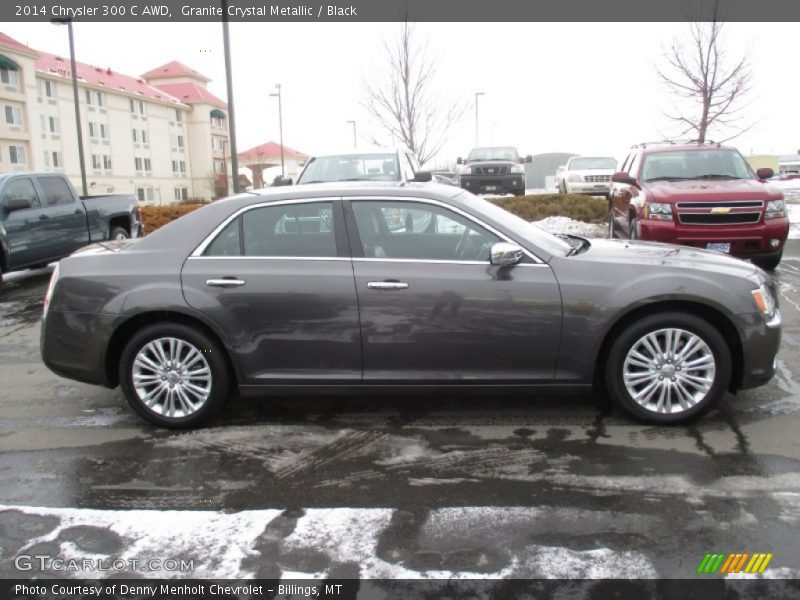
[608,142,789,270]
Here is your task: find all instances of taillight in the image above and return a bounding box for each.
[135,200,143,221]
[43,263,60,318]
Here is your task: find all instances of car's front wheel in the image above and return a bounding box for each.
[752,251,782,271]
[605,312,731,424]
[119,323,230,428]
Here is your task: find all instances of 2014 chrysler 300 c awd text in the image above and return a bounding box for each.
[40,183,781,428]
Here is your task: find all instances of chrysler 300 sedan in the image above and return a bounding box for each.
[40,182,781,428]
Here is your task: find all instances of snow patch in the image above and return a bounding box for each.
[532,216,606,238]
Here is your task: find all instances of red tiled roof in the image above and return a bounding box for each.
[151,81,227,109]
[0,32,36,55]
[238,142,308,162]
[140,60,210,82]
[35,50,184,105]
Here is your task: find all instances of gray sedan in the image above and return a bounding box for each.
[40,183,781,428]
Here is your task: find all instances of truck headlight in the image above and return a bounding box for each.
[644,202,673,221]
[567,174,582,182]
[765,199,786,219]
[751,282,776,317]
[510,164,525,174]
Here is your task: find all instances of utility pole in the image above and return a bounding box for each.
[220,0,240,193]
[270,84,284,177]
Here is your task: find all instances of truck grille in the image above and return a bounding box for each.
[584,175,611,183]
[676,200,764,226]
[472,166,509,176]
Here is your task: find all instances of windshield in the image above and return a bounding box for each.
[467,147,520,162]
[457,192,573,258]
[297,153,400,183]
[641,149,755,182]
[569,157,617,170]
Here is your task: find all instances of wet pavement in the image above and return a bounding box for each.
[0,245,799,581]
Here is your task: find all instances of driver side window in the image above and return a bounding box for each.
[351,200,500,262]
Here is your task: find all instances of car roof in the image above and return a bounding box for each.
[637,142,736,154]
[246,180,462,201]
[307,148,413,158]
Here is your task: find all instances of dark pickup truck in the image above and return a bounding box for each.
[455,146,532,196]
[0,172,143,283]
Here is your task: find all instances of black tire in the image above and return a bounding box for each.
[559,181,568,194]
[751,251,782,271]
[110,226,129,241]
[119,322,231,429]
[513,188,525,197]
[605,312,731,424]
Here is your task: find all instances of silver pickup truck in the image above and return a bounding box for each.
[0,171,143,284]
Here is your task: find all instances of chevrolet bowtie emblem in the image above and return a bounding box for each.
[711,207,730,214]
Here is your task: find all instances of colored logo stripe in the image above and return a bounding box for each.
[697,553,774,574]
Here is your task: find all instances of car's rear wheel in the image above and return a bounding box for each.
[752,251,782,271]
[119,323,230,429]
[110,226,129,241]
[605,312,731,424]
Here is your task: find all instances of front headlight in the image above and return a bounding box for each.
[511,164,525,174]
[751,282,776,316]
[644,202,673,221]
[765,199,786,219]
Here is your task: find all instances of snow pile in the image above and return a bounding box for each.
[789,203,800,240]
[532,216,606,238]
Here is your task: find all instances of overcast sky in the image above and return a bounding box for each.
[3,21,797,168]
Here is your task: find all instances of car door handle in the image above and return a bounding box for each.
[367,281,409,290]
[206,278,246,287]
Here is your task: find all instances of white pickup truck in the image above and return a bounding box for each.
[556,156,617,199]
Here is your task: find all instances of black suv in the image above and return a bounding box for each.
[456,146,532,196]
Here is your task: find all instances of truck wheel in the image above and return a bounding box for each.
[752,251,782,271]
[119,322,230,429]
[513,188,525,197]
[110,226,129,241]
[605,312,731,424]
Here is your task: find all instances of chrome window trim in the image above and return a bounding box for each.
[352,257,548,267]
[188,255,350,262]
[190,196,341,258]
[345,195,546,264]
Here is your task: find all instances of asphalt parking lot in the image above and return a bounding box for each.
[0,243,799,583]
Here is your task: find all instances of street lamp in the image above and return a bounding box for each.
[52,19,88,196]
[346,120,357,149]
[269,84,285,177]
[474,92,485,147]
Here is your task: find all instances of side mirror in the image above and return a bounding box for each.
[490,242,524,267]
[274,177,293,186]
[756,167,774,180]
[4,197,32,213]
[611,171,638,186]
[456,157,464,165]
[412,171,432,182]
[524,155,533,163]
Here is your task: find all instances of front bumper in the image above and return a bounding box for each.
[736,310,782,390]
[459,174,525,195]
[639,218,790,257]
[567,181,611,195]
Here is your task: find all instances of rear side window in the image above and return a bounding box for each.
[37,176,74,206]
[205,202,337,258]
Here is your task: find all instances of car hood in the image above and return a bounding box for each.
[642,179,780,201]
[568,238,759,279]
[467,160,518,167]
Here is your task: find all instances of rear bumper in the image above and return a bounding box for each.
[639,218,790,257]
[459,174,525,194]
[40,310,116,387]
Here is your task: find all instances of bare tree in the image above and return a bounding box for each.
[362,23,465,165]
[658,3,753,143]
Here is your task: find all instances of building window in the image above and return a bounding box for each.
[46,151,62,168]
[89,122,96,137]
[48,116,59,134]
[177,135,184,149]
[141,129,148,144]
[134,157,143,171]
[4,105,22,125]
[96,91,104,107]
[100,124,107,138]
[135,187,154,202]
[144,158,151,171]
[172,108,183,122]
[211,115,225,129]
[130,99,146,115]
[179,160,186,174]
[85,89,92,105]
[174,187,188,201]
[214,159,225,173]
[132,128,138,142]
[42,79,55,98]
[1,66,18,86]
[92,154,101,169]
[103,155,112,170]
[172,160,178,173]
[9,145,26,164]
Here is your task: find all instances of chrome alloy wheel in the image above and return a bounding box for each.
[622,328,716,414]
[132,337,212,418]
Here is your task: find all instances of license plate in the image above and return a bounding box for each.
[706,242,731,253]
[484,186,497,191]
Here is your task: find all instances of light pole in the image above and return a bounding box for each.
[269,84,284,177]
[220,0,240,193]
[346,120,357,149]
[474,92,485,147]
[52,19,88,196]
